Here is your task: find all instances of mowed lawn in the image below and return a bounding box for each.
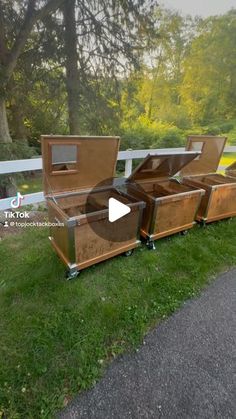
[17,176,43,194]
[0,219,236,417]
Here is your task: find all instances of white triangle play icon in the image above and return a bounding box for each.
[108,197,131,223]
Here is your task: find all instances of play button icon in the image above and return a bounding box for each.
[108,197,131,222]
[84,177,144,243]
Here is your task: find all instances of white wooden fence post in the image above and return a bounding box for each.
[124,149,133,178]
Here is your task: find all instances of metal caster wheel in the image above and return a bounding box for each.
[65,269,80,280]
[199,220,207,228]
[123,249,134,257]
[146,240,156,250]
[180,230,188,236]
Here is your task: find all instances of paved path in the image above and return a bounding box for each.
[59,269,236,419]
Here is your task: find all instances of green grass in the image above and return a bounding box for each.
[17,177,42,194]
[0,220,236,418]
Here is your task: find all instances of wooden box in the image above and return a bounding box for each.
[125,152,205,248]
[181,136,236,224]
[226,161,236,178]
[41,135,145,278]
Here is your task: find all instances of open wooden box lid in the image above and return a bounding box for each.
[127,151,200,183]
[41,135,120,195]
[180,136,227,177]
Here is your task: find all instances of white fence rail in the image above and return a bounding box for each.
[0,146,235,211]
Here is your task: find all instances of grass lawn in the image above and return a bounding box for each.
[0,219,236,417]
[17,177,43,194]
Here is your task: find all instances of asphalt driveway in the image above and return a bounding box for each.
[59,269,236,419]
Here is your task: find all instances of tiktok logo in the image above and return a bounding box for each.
[11,192,24,209]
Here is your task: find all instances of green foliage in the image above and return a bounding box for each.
[227,128,236,145]
[0,220,235,416]
[120,117,185,150]
[189,121,236,143]
[17,176,43,195]
[0,141,35,161]
[203,126,222,136]
[218,122,235,133]
[120,9,236,148]
[181,11,236,124]
[8,65,69,151]
[0,141,36,188]
[75,78,122,136]
[3,5,236,149]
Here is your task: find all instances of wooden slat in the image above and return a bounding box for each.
[0,158,42,174]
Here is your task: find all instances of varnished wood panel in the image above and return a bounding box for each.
[75,209,141,266]
[41,136,120,195]
[46,188,144,271]
[181,136,226,176]
[128,152,199,182]
[204,184,236,222]
[42,136,145,272]
[47,201,70,263]
[182,175,236,222]
[126,180,204,240]
[152,193,202,238]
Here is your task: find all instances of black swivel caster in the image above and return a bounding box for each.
[180,230,188,236]
[123,249,134,257]
[146,240,156,250]
[199,220,207,228]
[65,269,80,280]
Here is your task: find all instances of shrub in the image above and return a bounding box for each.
[158,106,192,130]
[203,125,222,135]
[156,131,184,148]
[218,122,235,133]
[120,117,185,150]
[202,121,235,136]
[0,141,36,162]
[227,129,236,145]
[0,140,36,195]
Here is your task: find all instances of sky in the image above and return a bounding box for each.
[162,0,236,17]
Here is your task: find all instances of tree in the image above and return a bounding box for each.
[181,11,236,124]
[121,8,197,129]
[7,13,67,146]
[62,0,80,134]
[0,0,65,143]
[62,0,157,134]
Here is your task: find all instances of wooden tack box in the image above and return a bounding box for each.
[41,135,145,278]
[181,136,236,224]
[125,151,205,247]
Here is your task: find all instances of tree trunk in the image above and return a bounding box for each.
[0,177,17,198]
[63,0,80,134]
[10,103,28,141]
[0,96,12,143]
[0,97,17,199]
[0,0,65,198]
